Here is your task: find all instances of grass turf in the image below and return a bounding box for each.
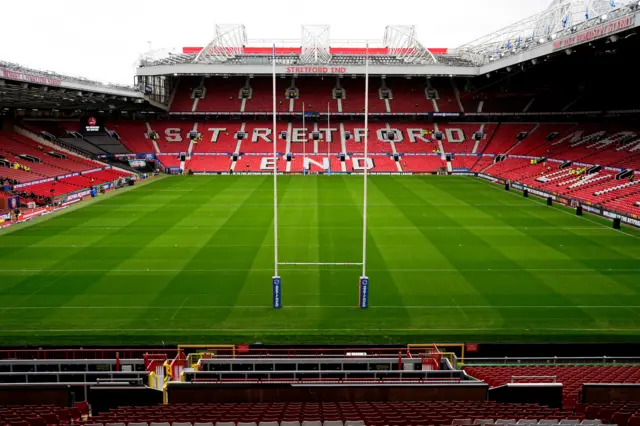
[0,175,639,345]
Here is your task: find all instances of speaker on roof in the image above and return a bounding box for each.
[280,131,287,140]
[474,132,484,141]
[312,131,320,141]
[344,131,351,140]
[434,131,444,141]
[237,132,246,140]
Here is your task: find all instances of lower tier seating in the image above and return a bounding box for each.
[464,366,640,410]
[83,402,616,426]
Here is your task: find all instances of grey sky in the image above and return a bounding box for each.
[1,0,551,85]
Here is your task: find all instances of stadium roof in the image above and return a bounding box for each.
[135,1,639,77]
[456,0,637,63]
[0,61,163,111]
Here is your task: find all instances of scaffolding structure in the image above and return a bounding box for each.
[194,24,248,64]
[383,25,438,64]
[300,25,332,64]
[456,0,633,64]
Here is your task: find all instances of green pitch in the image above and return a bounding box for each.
[1,175,640,345]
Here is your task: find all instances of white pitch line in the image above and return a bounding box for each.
[0,327,637,333]
[2,271,69,312]
[24,225,612,231]
[91,203,543,208]
[1,305,639,310]
[0,268,638,273]
[170,296,189,320]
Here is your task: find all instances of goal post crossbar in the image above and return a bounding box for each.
[278,262,363,266]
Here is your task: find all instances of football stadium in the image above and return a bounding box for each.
[1,0,640,422]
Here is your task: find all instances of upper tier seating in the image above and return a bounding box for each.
[431,77,460,113]
[197,77,245,113]
[293,77,338,113]
[385,77,434,113]
[171,76,202,112]
[244,77,290,113]
[340,78,367,113]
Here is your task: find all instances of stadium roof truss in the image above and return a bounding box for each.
[195,24,249,64]
[456,0,634,64]
[300,25,332,64]
[383,25,438,64]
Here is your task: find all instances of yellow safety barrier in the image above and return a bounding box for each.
[148,371,158,389]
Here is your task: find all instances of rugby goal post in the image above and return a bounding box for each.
[271,44,371,309]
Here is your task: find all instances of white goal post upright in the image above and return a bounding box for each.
[272,44,282,308]
[302,103,306,175]
[327,102,331,175]
[272,43,369,309]
[359,44,370,309]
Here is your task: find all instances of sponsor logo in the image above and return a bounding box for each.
[581,204,602,215]
[527,188,557,200]
[603,210,640,228]
[359,277,369,309]
[0,68,62,86]
[272,277,282,308]
[66,190,91,202]
[88,117,97,126]
[478,173,499,183]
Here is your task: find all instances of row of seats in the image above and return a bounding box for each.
[90,402,592,426]
[83,121,640,175]
[0,402,88,426]
[171,77,461,114]
[0,130,105,184]
[87,121,639,172]
[483,158,640,215]
[464,366,640,411]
